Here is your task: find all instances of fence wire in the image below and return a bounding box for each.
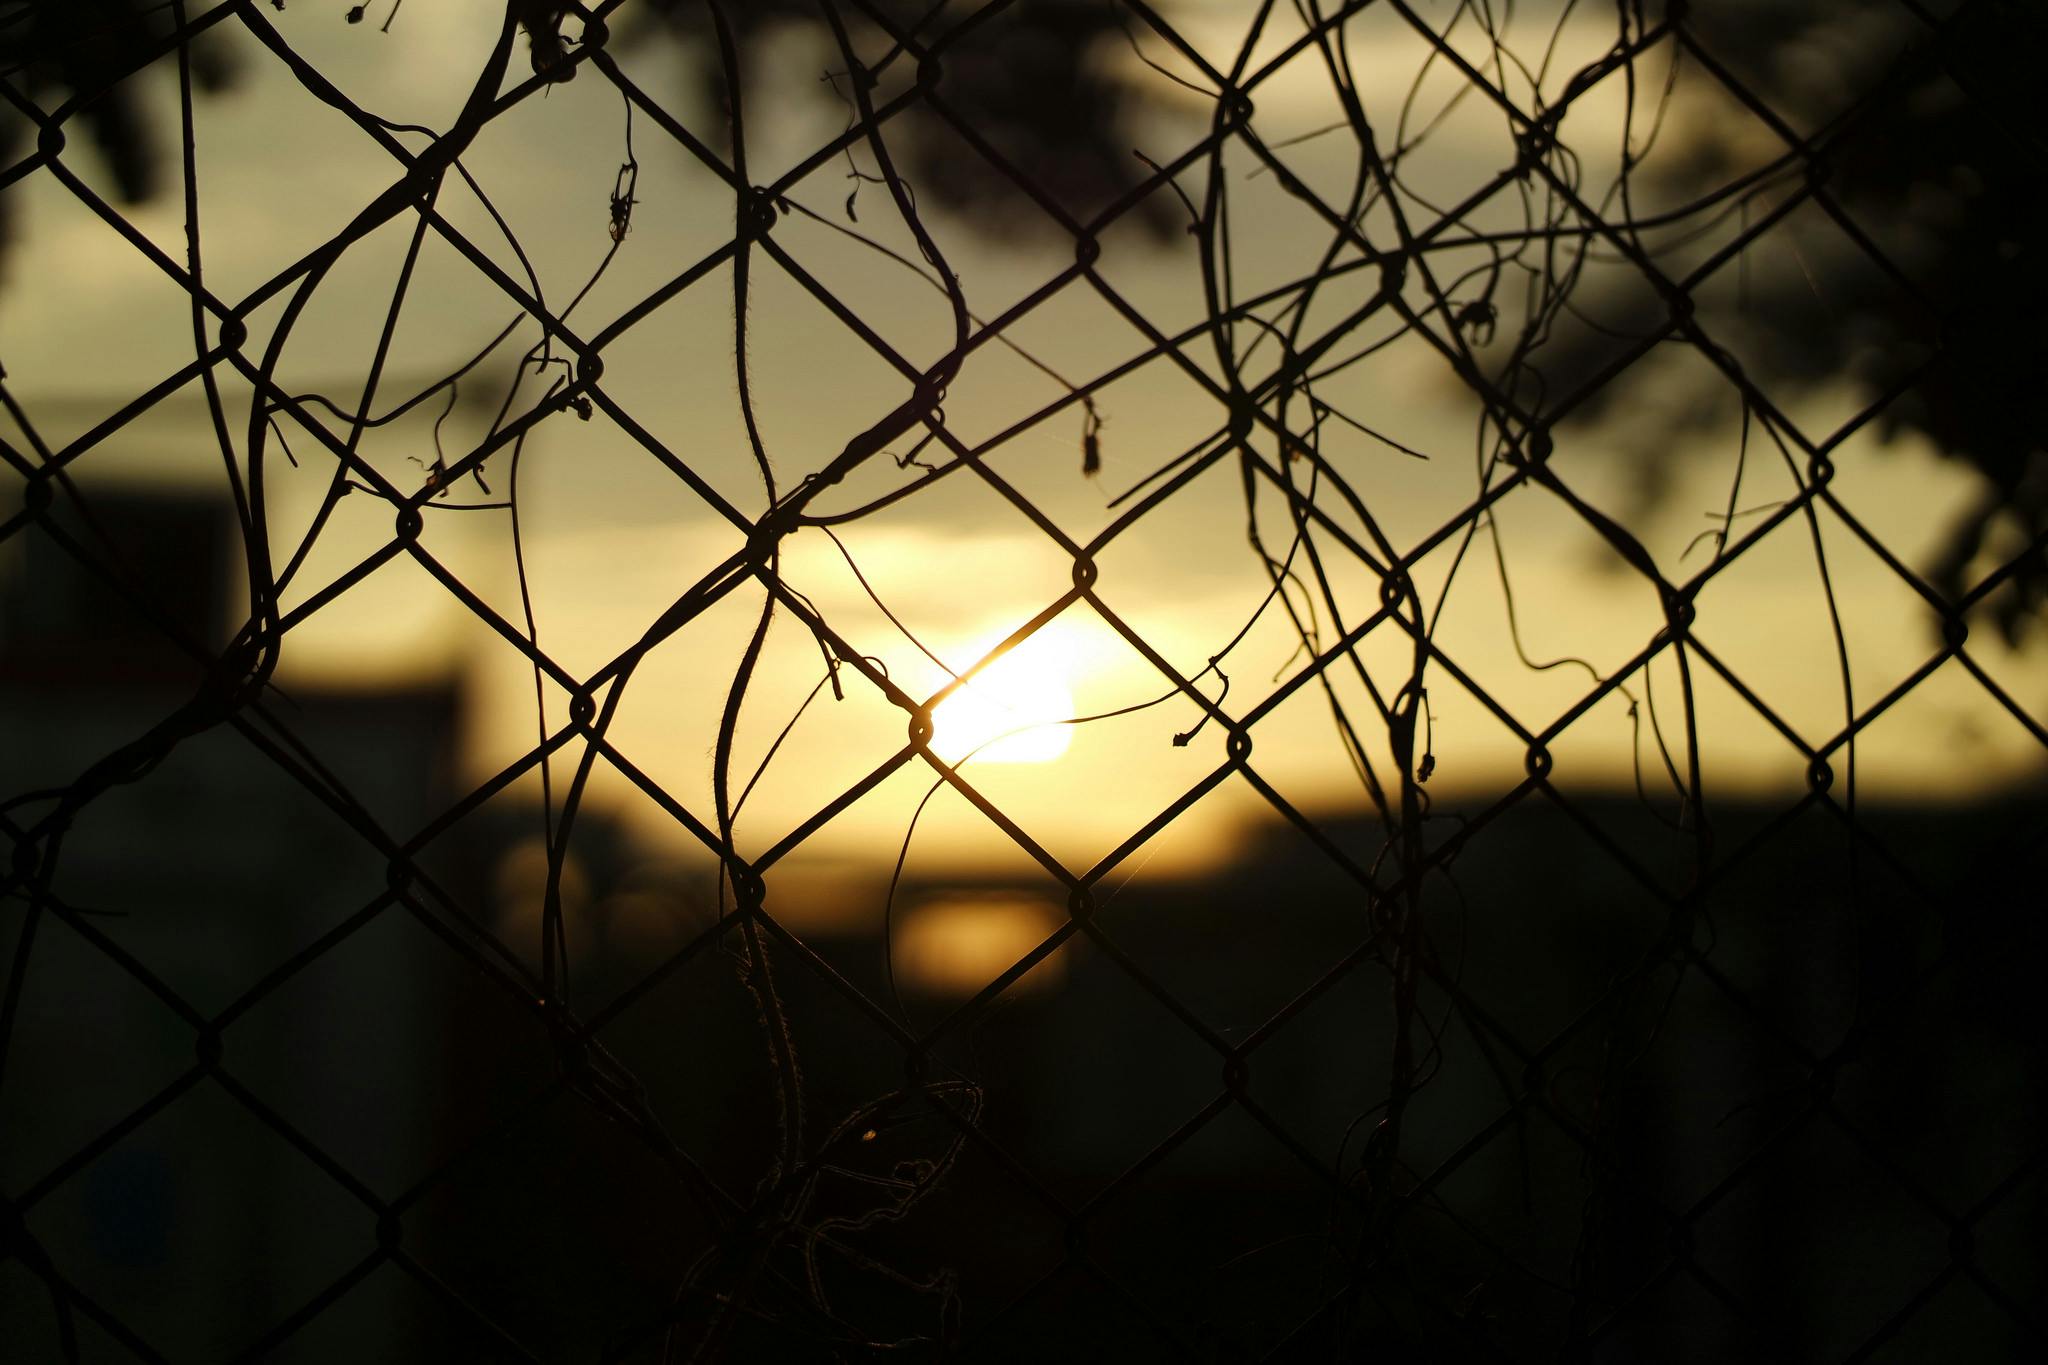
[2,0,2045,1360]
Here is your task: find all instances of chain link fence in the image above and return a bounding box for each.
[2,0,2044,1359]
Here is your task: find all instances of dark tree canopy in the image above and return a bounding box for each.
[631,0,1176,238]
[5,1,2043,633]
[6,1,1168,241]
[1550,0,2048,640]
[0,0,237,246]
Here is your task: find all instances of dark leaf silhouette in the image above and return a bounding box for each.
[0,0,238,249]
[1543,0,2048,639]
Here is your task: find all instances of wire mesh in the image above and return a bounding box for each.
[2,1,2044,1360]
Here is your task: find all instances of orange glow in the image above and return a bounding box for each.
[894,892,1066,995]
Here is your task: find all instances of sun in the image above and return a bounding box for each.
[931,628,1077,765]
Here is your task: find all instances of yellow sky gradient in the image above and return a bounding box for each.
[3,1,2042,895]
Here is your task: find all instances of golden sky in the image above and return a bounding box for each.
[3,0,2042,894]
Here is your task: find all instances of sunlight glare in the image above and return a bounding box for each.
[931,629,1077,765]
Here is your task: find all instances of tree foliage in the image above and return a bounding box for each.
[1553,0,2048,639]
[5,1,2042,632]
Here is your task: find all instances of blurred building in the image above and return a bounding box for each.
[811,788,2048,1358]
[0,488,467,1357]
[3,490,2042,1359]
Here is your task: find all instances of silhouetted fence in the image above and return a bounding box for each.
[2,1,2044,1360]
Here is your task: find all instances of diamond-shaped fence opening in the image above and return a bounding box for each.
[2,1,2044,1360]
